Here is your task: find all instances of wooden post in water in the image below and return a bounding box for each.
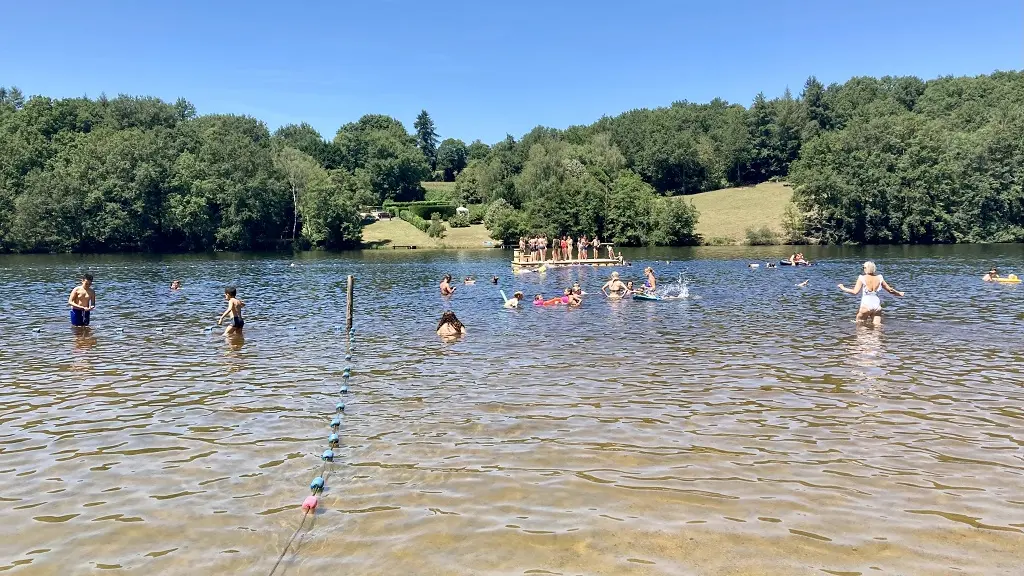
[345,275,354,333]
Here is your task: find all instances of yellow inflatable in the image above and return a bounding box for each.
[994,274,1021,284]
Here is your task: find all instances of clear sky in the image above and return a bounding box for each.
[2,0,1021,144]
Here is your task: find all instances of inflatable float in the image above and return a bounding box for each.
[993,274,1021,284]
[632,292,661,301]
[779,260,811,267]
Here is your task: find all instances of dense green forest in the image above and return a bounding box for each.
[1,70,1021,252]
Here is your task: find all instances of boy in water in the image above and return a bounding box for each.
[217,286,245,336]
[67,273,96,327]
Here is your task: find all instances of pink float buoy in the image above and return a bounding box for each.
[302,495,318,512]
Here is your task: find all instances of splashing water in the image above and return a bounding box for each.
[658,273,690,299]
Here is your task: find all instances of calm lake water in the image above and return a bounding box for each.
[1,245,1022,576]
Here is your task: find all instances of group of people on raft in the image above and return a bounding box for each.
[519,235,615,263]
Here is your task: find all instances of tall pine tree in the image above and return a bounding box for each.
[414,110,438,171]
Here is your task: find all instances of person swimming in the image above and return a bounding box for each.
[170,279,182,290]
[504,291,524,309]
[464,276,476,285]
[491,275,499,285]
[571,282,583,296]
[838,261,904,324]
[533,294,544,306]
[983,268,1000,282]
[625,280,637,296]
[601,272,627,299]
[566,290,582,307]
[436,311,466,337]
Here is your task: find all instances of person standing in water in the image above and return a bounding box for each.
[68,273,96,327]
[601,271,628,299]
[217,286,245,336]
[643,267,657,294]
[838,261,904,324]
[440,274,456,296]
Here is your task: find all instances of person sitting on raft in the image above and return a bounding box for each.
[504,291,524,309]
[983,268,1000,282]
[601,272,628,299]
[436,311,466,337]
[838,261,904,324]
[565,288,582,307]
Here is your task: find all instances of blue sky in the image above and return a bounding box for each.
[2,0,1021,144]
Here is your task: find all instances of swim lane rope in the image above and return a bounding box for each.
[267,324,355,576]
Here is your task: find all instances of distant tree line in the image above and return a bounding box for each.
[1,70,1021,252]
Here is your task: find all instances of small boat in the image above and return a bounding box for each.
[779,260,811,267]
[632,292,661,301]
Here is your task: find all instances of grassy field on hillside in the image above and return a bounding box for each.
[684,182,793,244]
[361,218,497,249]
[422,181,457,201]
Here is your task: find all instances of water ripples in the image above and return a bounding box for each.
[1,247,1022,575]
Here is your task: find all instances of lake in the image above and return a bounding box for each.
[1,245,1022,575]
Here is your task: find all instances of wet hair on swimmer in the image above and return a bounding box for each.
[81,273,93,282]
[224,286,237,297]
[513,291,524,299]
[437,310,464,331]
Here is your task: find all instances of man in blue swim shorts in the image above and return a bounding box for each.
[67,273,95,327]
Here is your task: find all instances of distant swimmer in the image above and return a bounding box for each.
[217,286,245,336]
[436,311,466,338]
[533,294,544,306]
[440,274,456,296]
[464,276,476,285]
[601,272,628,299]
[766,262,777,269]
[748,263,760,268]
[491,275,499,285]
[838,261,904,325]
[571,282,584,296]
[170,279,182,290]
[625,280,638,296]
[68,273,96,327]
[983,268,1000,282]
[797,280,809,288]
[504,291,524,309]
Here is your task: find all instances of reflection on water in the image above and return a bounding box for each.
[1,246,1023,576]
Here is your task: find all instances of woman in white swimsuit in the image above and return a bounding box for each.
[838,261,904,324]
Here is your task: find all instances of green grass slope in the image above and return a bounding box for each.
[684,182,793,244]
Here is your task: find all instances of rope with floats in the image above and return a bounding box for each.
[267,276,356,576]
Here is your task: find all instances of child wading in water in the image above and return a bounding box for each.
[218,286,245,336]
[68,273,96,327]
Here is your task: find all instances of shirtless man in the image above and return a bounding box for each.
[440,274,456,296]
[67,273,96,327]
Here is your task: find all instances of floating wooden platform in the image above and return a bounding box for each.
[512,250,624,269]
